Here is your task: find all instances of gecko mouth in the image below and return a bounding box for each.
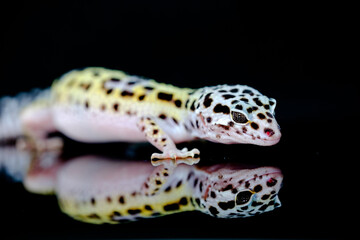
[228,131,281,146]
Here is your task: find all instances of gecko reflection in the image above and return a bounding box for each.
[1,148,283,224]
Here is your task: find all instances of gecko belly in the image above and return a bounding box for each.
[52,105,146,143]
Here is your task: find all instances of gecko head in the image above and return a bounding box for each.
[194,85,281,146]
[202,165,283,218]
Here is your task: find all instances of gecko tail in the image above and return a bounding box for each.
[0,88,51,142]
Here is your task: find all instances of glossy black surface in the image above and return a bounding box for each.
[0,1,354,239]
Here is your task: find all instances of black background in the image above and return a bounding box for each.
[0,1,356,239]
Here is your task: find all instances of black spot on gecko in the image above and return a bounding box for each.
[240,97,249,103]
[153,129,159,135]
[113,103,119,111]
[85,101,89,109]
[218,200,235,210]
[172,117,178,125]
[185,99,190,108]
[222,184,233,191]
[118,196,125,204]
[138,95,145,101]
[121,91,134,97]
[128,209,142,215]
[209,206,219,216]
[164,186,172,192]
[257,113,266,119]
[222,94,235,99]
[157,92,173,101]
[87,213,100,219]
[174,99,182,108]
[235,105,243,111]
[79,83,91,91]
[261,194,270,200]
[106,89,113,95]
[250,122,259,130]
[91,197,96,205]
[144,205,153,211]
[203,93,213,108]
[266,112,274,118]
[144,86,154,91]
[193,178,199,188]
[163,203,180,211]
[159,114,167,119]
[253,98,263,106]
[251,201,263,207]
[179,197,188,205]
[112,211,121,217]
[243,89,253,95]
[176,180,182,188]
[187,172,194,181]
[259,204,269,211]
[110,78,121,82]
[190,101,196,111]
[127,81,137,85]
[210,191,216,198]
[230,88,239,93]
[254,185,263,193]
[213,104,230,114]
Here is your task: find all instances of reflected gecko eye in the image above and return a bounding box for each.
[231,111,248,124]
[235,190,253,205]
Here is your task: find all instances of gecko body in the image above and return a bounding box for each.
[19,68,281,162]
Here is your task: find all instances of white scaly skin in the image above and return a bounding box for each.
[22,154,283,223]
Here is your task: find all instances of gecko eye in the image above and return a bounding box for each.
[235,190,253,205]
[231,111,248,124]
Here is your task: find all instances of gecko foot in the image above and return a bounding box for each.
[151,148,200,167]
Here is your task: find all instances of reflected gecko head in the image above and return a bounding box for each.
[193,85,281,146]
[202,165,283,218]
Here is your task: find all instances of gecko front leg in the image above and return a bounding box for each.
[141,165,174,196]
[137,117,200,167]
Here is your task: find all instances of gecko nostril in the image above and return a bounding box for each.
[264,128,275,137]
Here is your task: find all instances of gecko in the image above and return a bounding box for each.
[11,152,282,223]
[0,67,281,194]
